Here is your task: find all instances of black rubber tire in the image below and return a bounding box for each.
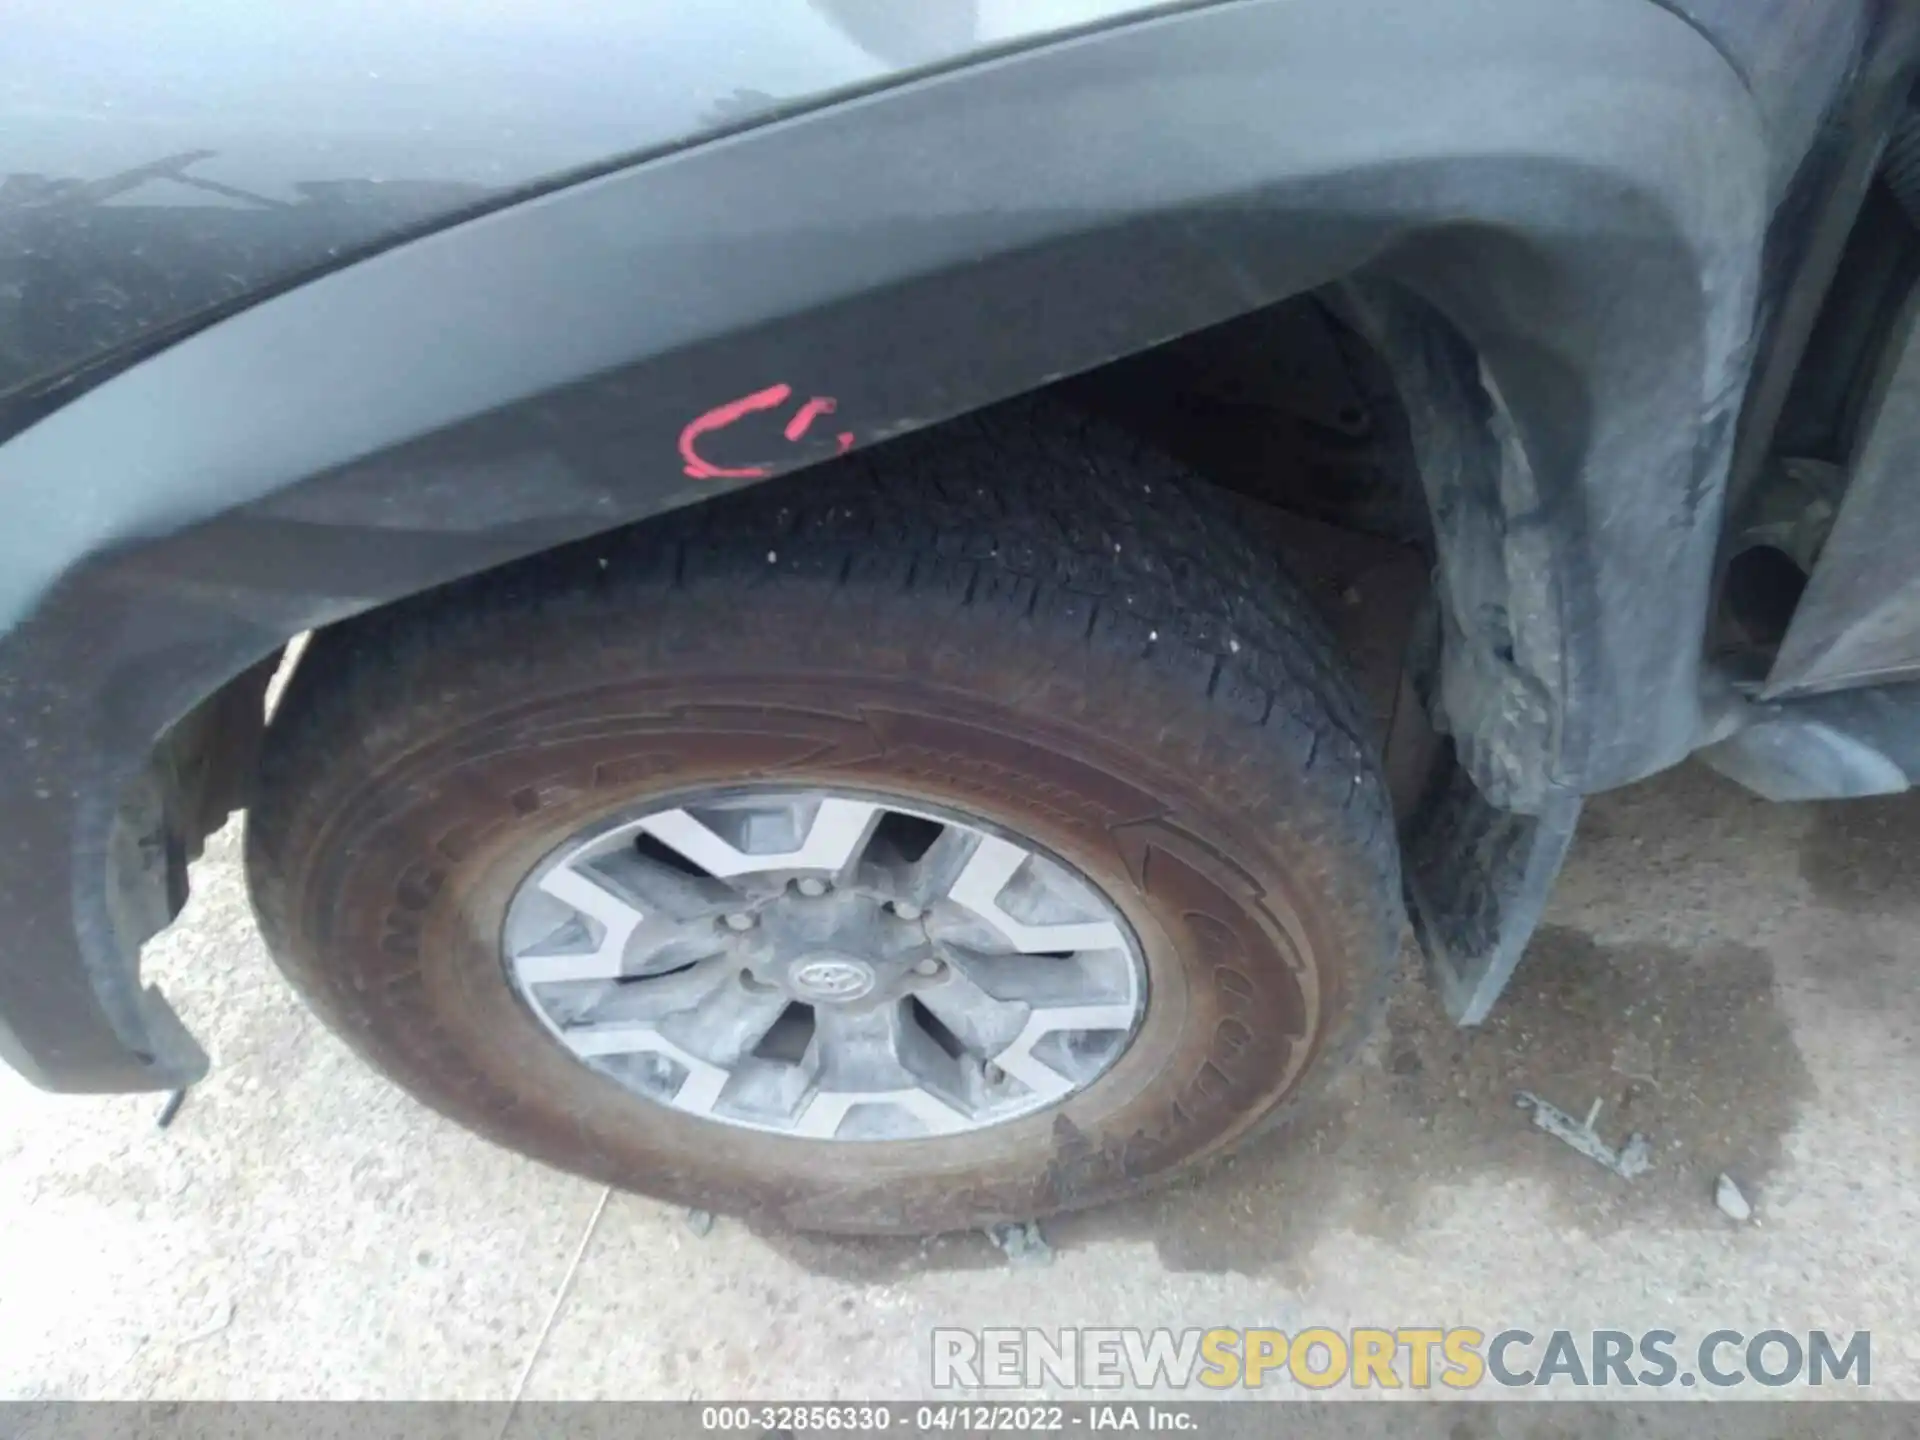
[246,398,1402,1236]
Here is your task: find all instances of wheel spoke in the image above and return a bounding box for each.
[988,1002,1139,1102]
[515,849,735,982]
[790,1083,970,1138]
[557,1024,733,1115]
[874,824,980,908]
[1024,1001,1139,1034]
[639,798,881,878]
[791,798,886,875]
[946,835,1127,954]
[791,1003,970,1138]
[805,1002,932,1090]
[512,949,627,986]
[563,957,728,1028]
[561,1021,672,1057]
[597,846,739,921]
[517,862,648,982]
[538,860,644,939]
[914,958,1031,1056]
[668,977,792,1067]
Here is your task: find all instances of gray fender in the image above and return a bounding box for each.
[0,0,1766,1087]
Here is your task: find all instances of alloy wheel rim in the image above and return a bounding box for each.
[501,786,1147,1141]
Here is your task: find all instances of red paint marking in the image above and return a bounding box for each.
[679,385,854,479]
[679,383,793,479]
[783,395,838,442]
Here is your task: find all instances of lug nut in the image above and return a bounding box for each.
[983,1062,1005,1085]
[722,912,755,931]
[795,877,830,898]
[913,957,945,977]
[892,901,924,921]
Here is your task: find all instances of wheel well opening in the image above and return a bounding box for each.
[1062,289,1432,552]
[197,287,1443,898]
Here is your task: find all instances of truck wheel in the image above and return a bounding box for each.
[246,400,1401,1235]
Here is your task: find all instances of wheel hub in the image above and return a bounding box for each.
[502,787,1147,1142]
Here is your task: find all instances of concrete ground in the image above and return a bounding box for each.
[3,760,1917,1401]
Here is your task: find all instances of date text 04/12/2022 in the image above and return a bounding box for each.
[698,1404,1196,1431]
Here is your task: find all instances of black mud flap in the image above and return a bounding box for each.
[1401,750,1584,1026]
